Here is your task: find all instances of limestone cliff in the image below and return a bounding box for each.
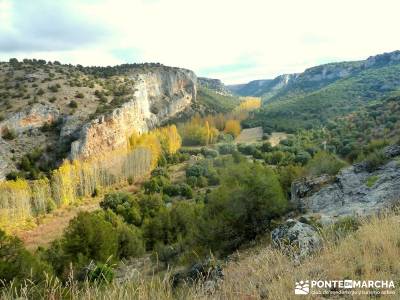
[0,61,196,180]
[70,68,196,159]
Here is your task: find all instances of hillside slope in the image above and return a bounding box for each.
[0,60,198,180]
[243,51,400,132]
[229,50,400,102]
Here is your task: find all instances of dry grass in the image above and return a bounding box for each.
[13,201,100,251]
[212,214,400,299]
[2,214,400,299]
[235,127,263,144]
[267,132,289,147]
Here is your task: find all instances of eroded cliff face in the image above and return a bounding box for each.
[70,68,196,159]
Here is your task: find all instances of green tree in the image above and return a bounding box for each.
[200,161,286,254]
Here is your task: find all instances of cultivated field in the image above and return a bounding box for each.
[235,127,263,143]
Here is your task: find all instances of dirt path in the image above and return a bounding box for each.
[14,201,100,251]
[235,127,263,143]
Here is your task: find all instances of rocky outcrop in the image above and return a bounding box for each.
[198,77,232,96]
[271,219,322,262]
[364,50,400,68]
[290,174,332,212]
[291,154,400,223]
[227,74,298,98]
[0,103,59,136]
[0,103,60,180]
[70,68,196,159]
[172,258,224,293]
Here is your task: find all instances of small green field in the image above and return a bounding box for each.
[235,127,263,143]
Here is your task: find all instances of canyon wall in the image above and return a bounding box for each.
[70,68,196,159]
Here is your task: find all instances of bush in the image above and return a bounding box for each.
[0,230,50,283]
[87,262,114,283]
[62,212,119,264]
[294,151,312,165]
[365,175,379,187]
[364,150,387,173]
[179,183,193,199]
[237,144,257,155]
[201,161,286,254]
[260,141,273,152]
[218,143,237,155]
[144,176,170,194]
[277,164,305,199]
[48,210,144,279]
[75,92,85,98]
[100,192,141,226]
[305,151,347,176]
[163,184,181,197]
[69,100,78,108]
[201,147,218,158]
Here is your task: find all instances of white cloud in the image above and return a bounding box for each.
[1,0,400,83]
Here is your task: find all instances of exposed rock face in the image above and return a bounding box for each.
[0,103,59,136]
[227,74,298,98]
[290,174,332,212]
[364,50,400,68]
[70,69,196,159]
[0,139,14,180]
[198,77,232,96]
[0,103,60,180]
[291,156,400,223]
[271,219,322,262]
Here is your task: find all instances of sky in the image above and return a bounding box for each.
[1,0,400,84]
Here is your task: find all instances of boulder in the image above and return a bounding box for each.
[271,219,322,262]
[172,258,224,291]
[291,159,400,224]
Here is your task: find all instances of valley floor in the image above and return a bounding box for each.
[14,201,100,251]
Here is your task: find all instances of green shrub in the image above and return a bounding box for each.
[365,175,379,187]
[87,262,114,283]
[277,164,305,199]
[179,183,193,199]
[201,147,218,158]
[163,184,181,197]
[62,212,118,264]
[237,144,257,155]
[330,216,361,239]
[0,230,50,283]
[69,100,78,108]
[364,150,387,172]
[218,143,237,155]
[305,151,347,176]
[100,192,141,226]
[294,151,312,165]
[144,176,170,194]
[201,161,286,254]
